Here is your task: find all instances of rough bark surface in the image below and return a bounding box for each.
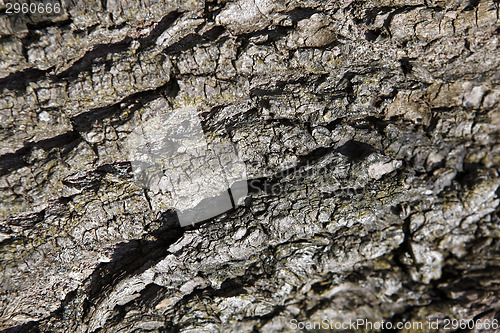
[1,0,499,332]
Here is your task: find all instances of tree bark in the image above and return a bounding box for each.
[1,0,499,332]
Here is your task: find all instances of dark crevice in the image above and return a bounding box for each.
[163,26,226,55]
[250,75,314,97]
[0,68,48,91]
[3,12,180,89]
[285,7,320,22]
[1,320,40,333]
[71,78,178,132]
[6,209,46,228]
[0,131,80,176]
[365,28,381,41]
[464,0,480,11]
[55,37,134,78]
[335,140,376,162]
[55,12,178,78]
[399,57,413,75]
[383,5,424,38]
[24,18,73,31]
[1,1,499,332]
[136,11,181,51]
[51,214,185,329]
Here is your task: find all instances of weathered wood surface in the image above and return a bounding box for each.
[0,0,499,332]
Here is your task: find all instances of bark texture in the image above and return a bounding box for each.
[1,0,500,332]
